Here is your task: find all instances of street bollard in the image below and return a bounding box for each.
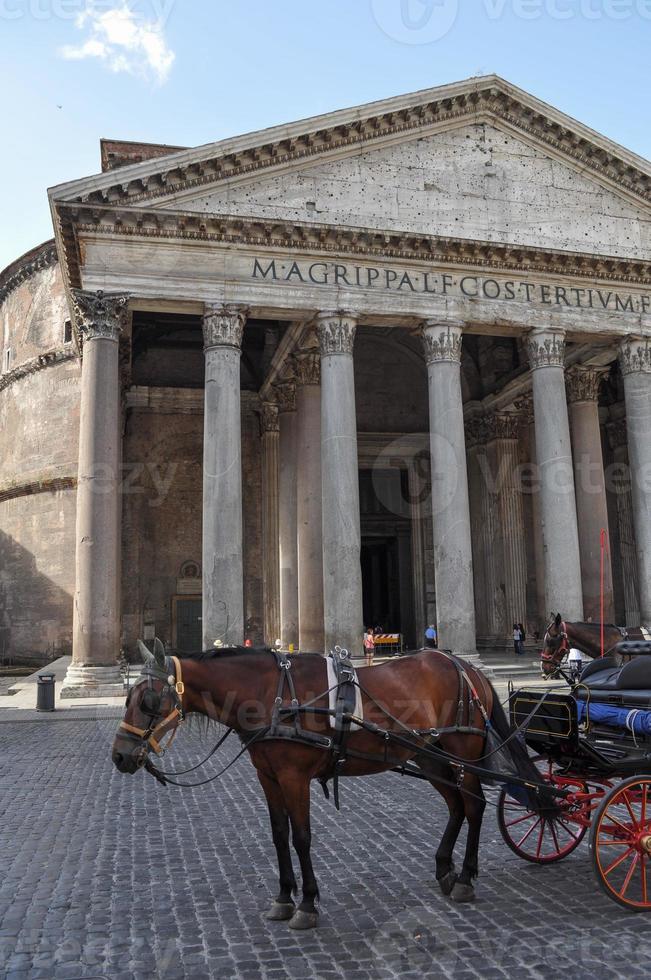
[36,673,55,712]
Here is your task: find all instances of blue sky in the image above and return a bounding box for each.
[1,0,649,271]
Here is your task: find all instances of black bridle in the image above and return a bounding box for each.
[540,619,570,676]
[119,655,186,760]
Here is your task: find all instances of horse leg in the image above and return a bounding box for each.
[257,772,297,921]
[451,773,486,904]
[416,756,465,896]
[277,772,320,930]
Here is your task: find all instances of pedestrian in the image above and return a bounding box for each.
[363,627,375,667]
[513,624,522,656]
[518,624,526,657]
[425,623,438,649]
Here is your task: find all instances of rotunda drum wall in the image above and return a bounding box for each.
[1,262,69,367]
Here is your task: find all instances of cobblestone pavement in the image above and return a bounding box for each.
[1,717,650,980]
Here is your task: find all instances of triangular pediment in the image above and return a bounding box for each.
[49,75,651,274]
[151,120,651,260]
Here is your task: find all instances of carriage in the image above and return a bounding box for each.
[496,641,651,911]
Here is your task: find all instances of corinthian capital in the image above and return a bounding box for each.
[274,380,296,413]
[259,400,279,434]
[619,336,651,375]
[293,350,321,387]
[202,305,247,350]
[525,329,566,370]
[72,289,129,342]
[485,412,521,442]
[316,311,357,355]
[421,321,463,365]
[565,366,606,403]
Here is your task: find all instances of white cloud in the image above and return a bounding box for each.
[59,2,175,85]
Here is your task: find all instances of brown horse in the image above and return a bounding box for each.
[540,613,625,677]
[112,644,548,929]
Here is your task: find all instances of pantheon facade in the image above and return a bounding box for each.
[1,76,650,693]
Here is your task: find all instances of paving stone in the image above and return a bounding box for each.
[0,718,651,979]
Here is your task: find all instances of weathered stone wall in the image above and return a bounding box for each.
[0,256,79,660]
[120,389,264,655]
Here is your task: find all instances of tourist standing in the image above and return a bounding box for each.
[363,627,375,666]
[425,624,438,649]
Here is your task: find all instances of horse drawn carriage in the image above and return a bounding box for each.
[498,638,651,911]
[113,628,651,927]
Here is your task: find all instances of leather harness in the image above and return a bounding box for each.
[122,648,491,804]
[119,655,186,756]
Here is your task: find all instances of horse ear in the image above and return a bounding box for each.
[555,613,562,627]
[138,640,155,664]
[153,637,166,667]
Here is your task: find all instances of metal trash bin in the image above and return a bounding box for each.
[36,673,55,712]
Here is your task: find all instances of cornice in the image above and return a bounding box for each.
[55,203,651,291]
[0,346,78,393]
[0,240,58,306]
[0,474,76,505]
[52,81,651,212]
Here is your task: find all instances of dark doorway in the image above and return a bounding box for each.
[174,598,202,652]
[359,469,414,645]
[361,536,400,632]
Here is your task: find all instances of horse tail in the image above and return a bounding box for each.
[487,684,560,816]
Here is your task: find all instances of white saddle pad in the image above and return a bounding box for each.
[326,657,363,731]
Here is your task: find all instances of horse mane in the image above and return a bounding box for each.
[177,645,273,661]
[570,621,621,632]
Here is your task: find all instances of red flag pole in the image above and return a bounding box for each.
[600,529,606,657]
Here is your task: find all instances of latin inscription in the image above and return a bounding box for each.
[251,258,650,315]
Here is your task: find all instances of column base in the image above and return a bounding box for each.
[60,664,125,699]
[450,650,489,673]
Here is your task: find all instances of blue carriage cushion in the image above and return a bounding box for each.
[576,699,651,736]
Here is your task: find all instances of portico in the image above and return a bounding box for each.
[46,75,651,692]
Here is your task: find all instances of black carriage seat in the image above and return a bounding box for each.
[577,650,651,708]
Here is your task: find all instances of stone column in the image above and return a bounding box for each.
[317,312,363,656]
[607,418,640,625]
[421,321,476,656]
[276,381,299,650]
[202,305,246,647]
[260,400,280,645]
[63,290,128,696]
[516,393,546,631]
[526,329,583,620]
[408,452,429,645]
[295,342,324,652]
[465,419,489,638]
[566,366,614,622]
[619,337,651,624]
[490,413,528,631]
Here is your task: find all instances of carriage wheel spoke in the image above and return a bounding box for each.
[619,853,639,899]
[641,786,648,828]
[549,820,561,854]
[535,820,545,859]
[557,819,580,843]
[641,855,648,905]
[517,816,542,849]
[602,812,634,837]
[622,791,640,829]
[603,844,635,876]
[505,811,537,829]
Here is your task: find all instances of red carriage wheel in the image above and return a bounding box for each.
[590,776,651,911]
[497,760,588,864]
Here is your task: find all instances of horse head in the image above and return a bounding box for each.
[540,613,569,677]
[112,638,185,774]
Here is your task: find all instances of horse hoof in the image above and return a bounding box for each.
[437,869,458,896]
[450,882,475,904]
[288,909,319,930]
[265,902,295,921]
